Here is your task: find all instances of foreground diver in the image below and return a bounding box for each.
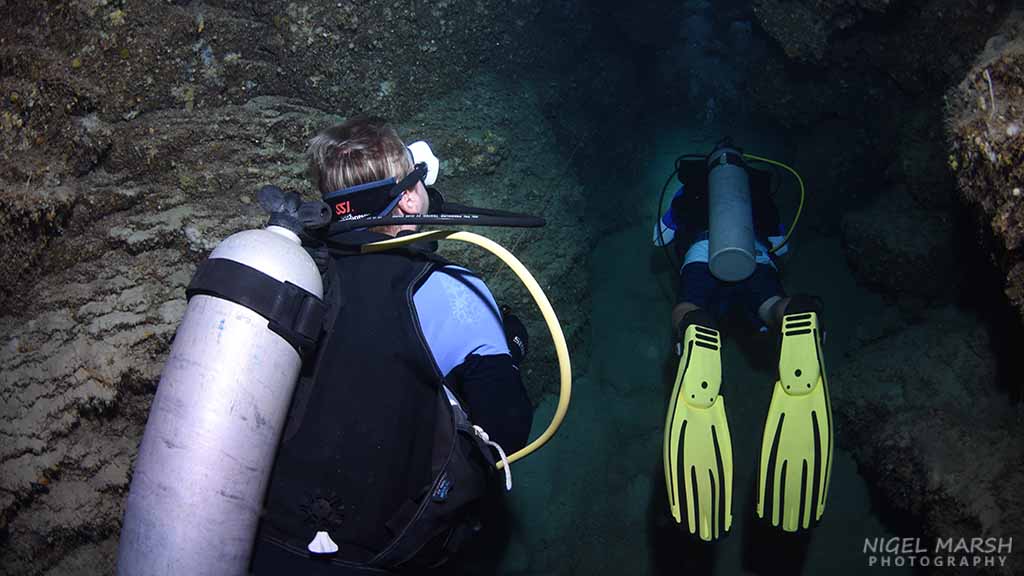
[118,113,572,575]
[249,117,534,573]
[655,139,832,541]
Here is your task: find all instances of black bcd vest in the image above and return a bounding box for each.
[256,232,496,574]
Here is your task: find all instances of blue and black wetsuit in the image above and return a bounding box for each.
[415,263,533,449]
[653,163,789,330]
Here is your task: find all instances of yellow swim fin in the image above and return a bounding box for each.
[663,315,733,541]
[756,305,833,532]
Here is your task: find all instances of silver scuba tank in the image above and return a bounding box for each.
[118,190,327,576]
[707,146,755,282]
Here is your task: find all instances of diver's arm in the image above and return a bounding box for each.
[414,266,533,452]
[653,213,676,246]
[654,186,687,247]
[448,353,532,452]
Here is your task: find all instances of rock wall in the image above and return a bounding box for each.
[747,0,1010,154]
[745,0,1015,309]
[832,307,1024,574]
[752,0,1003,73]
[0,0,546,311]
[841,188,957,299]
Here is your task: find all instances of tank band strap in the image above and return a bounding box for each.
[186,257,325,355]
[708,151,746,170]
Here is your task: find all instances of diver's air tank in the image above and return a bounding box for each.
[707,145,756,282]
[117,222,323,576]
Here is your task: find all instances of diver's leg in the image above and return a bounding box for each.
[742,263,787,331]
[672,262,718,338]
[759,294,825,332]
[672,301,701,334]
[757,296,787,330]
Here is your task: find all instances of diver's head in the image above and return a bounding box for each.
[307,116,429,235]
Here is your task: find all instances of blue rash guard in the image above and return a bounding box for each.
[414,265,532,452]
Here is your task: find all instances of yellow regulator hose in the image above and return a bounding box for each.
[742,154,806,254]
[363,230,572,468]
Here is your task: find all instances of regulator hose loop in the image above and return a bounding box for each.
[741,154,805,255]
[362,230,572,469]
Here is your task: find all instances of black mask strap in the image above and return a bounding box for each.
[385,163,428,202]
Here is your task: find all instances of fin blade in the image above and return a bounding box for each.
[758,311,834,532]
[663,324,732,541]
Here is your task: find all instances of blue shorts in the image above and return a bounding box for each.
[678,262,785,330]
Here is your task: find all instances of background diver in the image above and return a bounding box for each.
[653,139,833,541]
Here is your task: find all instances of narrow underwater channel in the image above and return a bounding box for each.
[471,123,919,575]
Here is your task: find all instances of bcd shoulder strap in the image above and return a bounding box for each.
[279,254,343,445]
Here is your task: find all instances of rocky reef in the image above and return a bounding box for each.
[832,307,1024,573]
[0,0,555,310]
[947,11,1024,322]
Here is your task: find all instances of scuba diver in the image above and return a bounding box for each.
[118,112,573,576]
[655,139,832,541]
[116,113,573,573]
[245,116,535,573]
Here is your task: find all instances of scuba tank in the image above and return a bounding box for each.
[706,142,756,282]
[117,188,330,576]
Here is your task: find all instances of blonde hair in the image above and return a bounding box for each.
[307,116,413,196]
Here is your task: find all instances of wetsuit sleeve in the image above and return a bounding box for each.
[413,265,533,452]
[654,186,686,246]
[447,354,532,452]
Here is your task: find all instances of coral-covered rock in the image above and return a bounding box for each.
[946,11,1024,320]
